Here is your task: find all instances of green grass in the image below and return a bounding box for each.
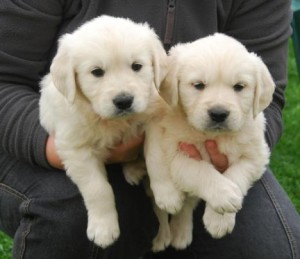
[0,41,299,258]
[270,40,300,213]
[0,232,13,259]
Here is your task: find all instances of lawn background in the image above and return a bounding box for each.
[270,40,300,211]
[0,41,299,259]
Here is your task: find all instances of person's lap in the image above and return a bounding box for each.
[1,151,300,259]
[145,168,300,259]
[0,152,158,259]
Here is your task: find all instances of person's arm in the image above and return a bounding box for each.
[46,134,145,169]
[0,0,147,169]
[219,0,292,150]
[0,0,78,168]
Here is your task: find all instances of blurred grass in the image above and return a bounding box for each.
[0,231,12,259]
[270,39,300,213]
[0,40,299,258]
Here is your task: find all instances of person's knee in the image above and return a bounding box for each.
[29,175,89,242]
[31,170,158,257]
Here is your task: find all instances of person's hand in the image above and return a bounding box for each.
[106,134,144,164]
[46,135,64,169]
[178,140,228,173]
[45,134,145,169]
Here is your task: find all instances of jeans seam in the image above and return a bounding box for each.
[0,183,29,202]
[261,176,298,259]
[19,203,32,259]
[0,184,32,259]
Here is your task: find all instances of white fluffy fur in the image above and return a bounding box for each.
[39,15,167,248]
[145,33,275,249]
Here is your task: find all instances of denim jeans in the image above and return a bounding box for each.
[1,151,300,259]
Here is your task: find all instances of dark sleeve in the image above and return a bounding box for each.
[0,0,76,167]
[219,0,292,150]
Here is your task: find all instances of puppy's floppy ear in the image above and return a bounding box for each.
[150,36,168,91]
[159,55,179,106]
[251,53,275,118]
[50,34,77,103]
[159,44,185,106]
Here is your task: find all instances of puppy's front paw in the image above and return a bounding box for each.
[152,224,171,252]
[123,162,147,185]
[87,215,120,248]
[207,179,243,214]
[203,206,236,238]
[154,184,184,214]
[170,215,193,250]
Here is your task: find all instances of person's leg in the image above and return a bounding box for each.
[0,152,158,259]
[145,168,300,259]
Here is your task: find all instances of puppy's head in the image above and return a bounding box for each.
[162,33,275,133]
[50,15,167,119]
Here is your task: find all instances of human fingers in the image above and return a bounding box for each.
[205,140,228,173]
[178,142,202,161]
[45,135,64,169]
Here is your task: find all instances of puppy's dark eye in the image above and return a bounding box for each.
[193,82,206,90]
[233,83,245,92]
[91,68,105,77]
[131,62,143,72]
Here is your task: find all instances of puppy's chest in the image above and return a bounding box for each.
[92,119,145,150]
[162,117,243,163]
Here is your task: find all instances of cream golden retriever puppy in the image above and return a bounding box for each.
[39,15,167,248]
[145,33,275,249]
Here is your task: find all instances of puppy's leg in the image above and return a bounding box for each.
[170,155,243,214]
[170,197,198,250]
[152,203,171,252]
[60,147,120,248]
[123,158,147,185]
[223,156,267,196]
[145,125,184,214]
[140,176,171,252]
[203,205,236,238]
[203,155,267,239]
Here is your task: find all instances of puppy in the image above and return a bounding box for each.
[145,33,275,249]
[39,15,167,248]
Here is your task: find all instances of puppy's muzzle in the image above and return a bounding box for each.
[208,107,230,123]
[113,93,134,111]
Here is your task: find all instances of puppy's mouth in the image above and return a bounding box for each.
[206,122,230,132]
[114,108,135,118]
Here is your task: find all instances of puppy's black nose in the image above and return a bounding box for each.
[113,93,134,110]
[208,107,230,123]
